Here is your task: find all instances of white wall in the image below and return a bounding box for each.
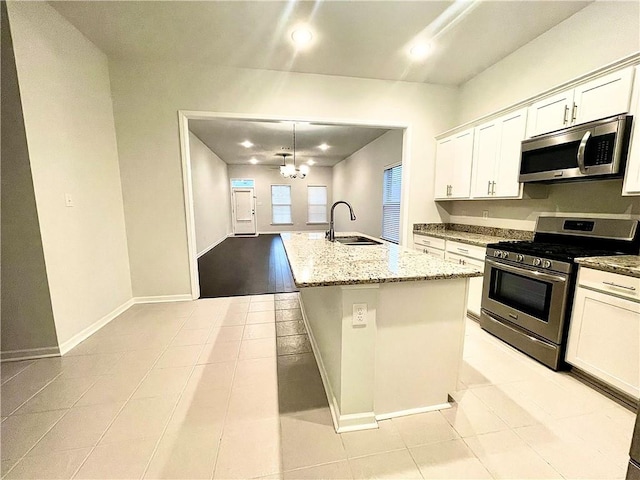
[227,164,333,233]
[441,0,640,230]
[332,130,403,237]
[7,2,133,347]
[458,1,640,123]
[1,2,59,358]
[190,132,232,255]
[109,61,457,297]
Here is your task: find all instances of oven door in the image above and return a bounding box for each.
[482,258,571,343]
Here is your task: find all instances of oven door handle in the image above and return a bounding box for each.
[485,258,568,283]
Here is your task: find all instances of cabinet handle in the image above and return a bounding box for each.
[571,103,578,123]
[457,248,469,253]
[603,281,636,291]
[487,181,491,195]
[491,181,496,195]
[563,104,569,125]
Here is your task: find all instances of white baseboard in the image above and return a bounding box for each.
[1,346,60,362]
[197,234,231,258]
[375,402,452,421]
[299,297,379,433]
[58,298,136,355]
[132,294,194,304]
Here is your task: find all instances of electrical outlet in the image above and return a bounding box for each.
[352,303,367,327]
[482,210,489,219]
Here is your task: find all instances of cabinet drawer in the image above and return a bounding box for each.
[445,251,484,269]
[413,234,445,250]
[578,267,640,302]
[418,246,446,260]
[445,241,486,261]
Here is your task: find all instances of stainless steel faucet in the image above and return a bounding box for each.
[326,201,357,241]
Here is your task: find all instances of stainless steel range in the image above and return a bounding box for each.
[481,216,640,370]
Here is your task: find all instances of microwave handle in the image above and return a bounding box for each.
[577,130,591,174]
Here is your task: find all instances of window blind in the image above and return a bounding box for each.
[271,185,292,224]
[382,165,402,243]
[308,186,328,223]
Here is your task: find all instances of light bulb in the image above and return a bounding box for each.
[291,27,313,47]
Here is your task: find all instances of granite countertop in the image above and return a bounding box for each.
[413,223,532,247]
[576,255,640,278]
[280,232,483,288]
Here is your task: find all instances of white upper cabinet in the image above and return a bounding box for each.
[495,109,527,198]
[527,90,574,137]
[573,68,635,124]
[623,65,640,195]
[471,121,499,199]
[471,108,527,199]
[527,67,635,137]
[434,128,474,200]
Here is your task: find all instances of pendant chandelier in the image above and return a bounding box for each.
[279,123,310,179]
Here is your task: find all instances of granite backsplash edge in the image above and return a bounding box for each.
[413,223,534,241]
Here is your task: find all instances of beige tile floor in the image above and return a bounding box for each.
[0,293,636,479]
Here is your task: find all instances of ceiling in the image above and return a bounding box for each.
[189,119,391,167]
[49,0,594,168]
[49,0,593,85]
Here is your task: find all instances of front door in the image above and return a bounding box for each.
[232,188,256,235]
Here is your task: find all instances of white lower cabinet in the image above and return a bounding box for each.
[566,268,640,400]
[444,241,486,318]
[413,234,446,259]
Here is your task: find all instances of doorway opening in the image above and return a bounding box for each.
[179,111,410,299]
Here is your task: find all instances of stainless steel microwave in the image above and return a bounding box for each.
[519,114,633,183]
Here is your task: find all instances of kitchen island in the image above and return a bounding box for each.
[280,232,483,432]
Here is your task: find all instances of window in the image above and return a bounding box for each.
[271,185,292,224]
[382,164,402,243]
[307,186,328,223]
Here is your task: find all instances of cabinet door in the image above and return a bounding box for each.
[567,286,640,399]
[573,67,635,125]
[623,65,640,195]
[450,129,474,199]
[434,137,454,200]
[471,121,499,199]
[526,89,573,137]
[493,108,527,198]
[445,252,485,317]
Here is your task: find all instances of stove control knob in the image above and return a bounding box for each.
[542,260,551,268]
[494,251,503,258]
[502,251,509,259]
[533,258,542,266]
[516,254,524,262]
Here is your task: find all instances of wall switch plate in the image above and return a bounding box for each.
[352,303,367,327]
[65,193,75,207]
[482,210,489,219]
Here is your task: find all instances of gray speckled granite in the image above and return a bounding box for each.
[576,255,640,278]
[280,232,483,288]
[413,223,533,247]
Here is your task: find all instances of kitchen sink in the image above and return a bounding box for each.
[335,236,382,246]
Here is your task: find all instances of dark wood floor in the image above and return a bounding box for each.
[198,234,298,298]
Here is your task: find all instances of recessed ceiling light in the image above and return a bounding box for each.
[249,158,259,165]
[240,140,253,148]
[318,143,330,151]
[307,159,315,165]
[409,42,433,60]
[291,26,313,47]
